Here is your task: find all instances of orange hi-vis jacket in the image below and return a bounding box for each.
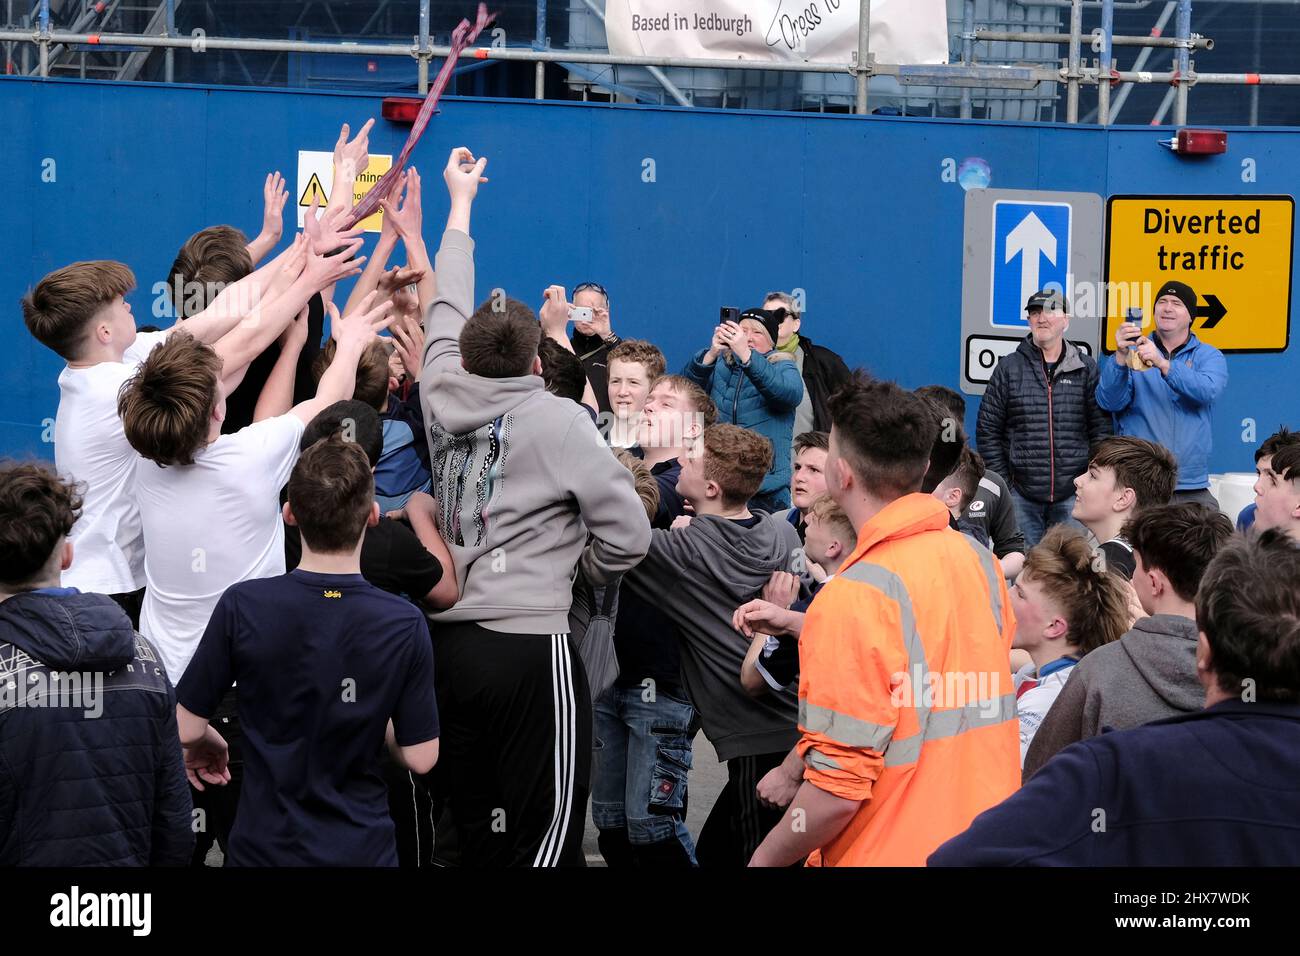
[797,493,1020,866]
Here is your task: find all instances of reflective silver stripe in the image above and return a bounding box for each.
[839,562,931,762]
[978,476,1001,498]
[884,694,1017,767]
[962,534,1005,639]
[799,699,894,753]
[838,559,1016,770]
[804,749,843,773]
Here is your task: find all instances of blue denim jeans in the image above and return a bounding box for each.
[1010,490,1080,549]
[592,685,697,859]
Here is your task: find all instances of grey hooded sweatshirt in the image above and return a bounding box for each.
[1023,613,1205,780]
[419,229,650,634]
[622,513,802,761]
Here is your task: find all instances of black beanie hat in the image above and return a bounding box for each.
[739,308,782,348]
[1154,280,1197,317]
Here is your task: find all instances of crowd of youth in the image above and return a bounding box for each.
[3,124,1300,868]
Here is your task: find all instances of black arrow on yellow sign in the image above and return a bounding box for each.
[1196,294,1228,330]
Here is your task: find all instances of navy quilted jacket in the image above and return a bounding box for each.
[684,348,804,500]
[976,337,1112,505]
[0,590,193,866]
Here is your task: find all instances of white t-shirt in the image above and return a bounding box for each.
[54,331,170,594]
[135,414,305,682]
[1014,658,1079,767]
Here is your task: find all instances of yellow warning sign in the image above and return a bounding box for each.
[351,154,393,233]
[294,151,394,234]
[298,173,328,210]
[1104,195,1293,353]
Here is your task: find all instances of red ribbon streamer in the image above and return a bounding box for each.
[345,3,497,228]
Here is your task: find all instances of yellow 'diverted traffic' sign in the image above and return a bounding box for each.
[1103,195,1294,353]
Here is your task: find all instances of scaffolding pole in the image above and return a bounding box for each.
[1174,0,1192,123]
[1109,0,1177,122]
[854,0,871,114]
[1066,0,1082,122]
[37,0,48,77]
[1098,0,1114,125]
[417,0,429,94]
[960,0,975,119]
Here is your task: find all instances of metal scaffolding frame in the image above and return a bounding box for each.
[5,0,1300,124]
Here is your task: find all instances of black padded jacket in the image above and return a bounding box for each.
[975,336,1113,505]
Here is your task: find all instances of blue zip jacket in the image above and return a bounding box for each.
[929,700,1300,866]
[1095,333,1228,491]
[684,347,804,502]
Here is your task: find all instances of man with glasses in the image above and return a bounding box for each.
[570,281,622,415]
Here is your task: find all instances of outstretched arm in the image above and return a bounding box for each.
[253,304,310,422]
[214,236,366,388]
[327,119,374,220]
[540,284,599,410]
[290,292,395,425]
[246,171,288,266]
[380,165,438,317]
[420,147,488,381]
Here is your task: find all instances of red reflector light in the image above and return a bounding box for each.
[1173,128,1228,155]
[382,97,423,125]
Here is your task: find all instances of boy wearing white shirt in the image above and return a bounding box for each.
[21,257,301,623]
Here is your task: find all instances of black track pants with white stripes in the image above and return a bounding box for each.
[430,623,591,867]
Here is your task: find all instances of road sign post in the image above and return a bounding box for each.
[961,189,1104,395]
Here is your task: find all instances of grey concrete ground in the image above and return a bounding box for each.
[582,731,726,866]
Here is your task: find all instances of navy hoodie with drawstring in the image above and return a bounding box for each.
[0,589,193,866]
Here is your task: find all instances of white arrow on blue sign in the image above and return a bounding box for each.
[991,201,1072,328]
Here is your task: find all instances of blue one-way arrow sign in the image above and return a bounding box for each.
[992,201,1072,328]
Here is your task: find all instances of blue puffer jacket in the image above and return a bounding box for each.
[1096,332,1228,491]
[684,348,804,503]
[0,590,193,866]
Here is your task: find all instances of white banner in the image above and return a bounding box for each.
[605,0,950,66]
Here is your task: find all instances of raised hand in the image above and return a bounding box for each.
[331,291,395,351]
[444,146,488,204]
[388,311,424,384]
[304,237,366,291]
[377,264,426,299]
[304,190,365,254]
[539,284,571,340]
[380,165,424,242]
[261,171,288,242]
[1134,336,1165,371]
[333,118,374,180]
[725,321,752,364]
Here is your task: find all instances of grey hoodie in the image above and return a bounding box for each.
[623,513,802,761]
[419,229,650,635]
[1023,613,1205,780]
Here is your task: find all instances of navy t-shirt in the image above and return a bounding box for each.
[176,569,439,867]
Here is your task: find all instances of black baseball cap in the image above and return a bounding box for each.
[1025,289,1069,314]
